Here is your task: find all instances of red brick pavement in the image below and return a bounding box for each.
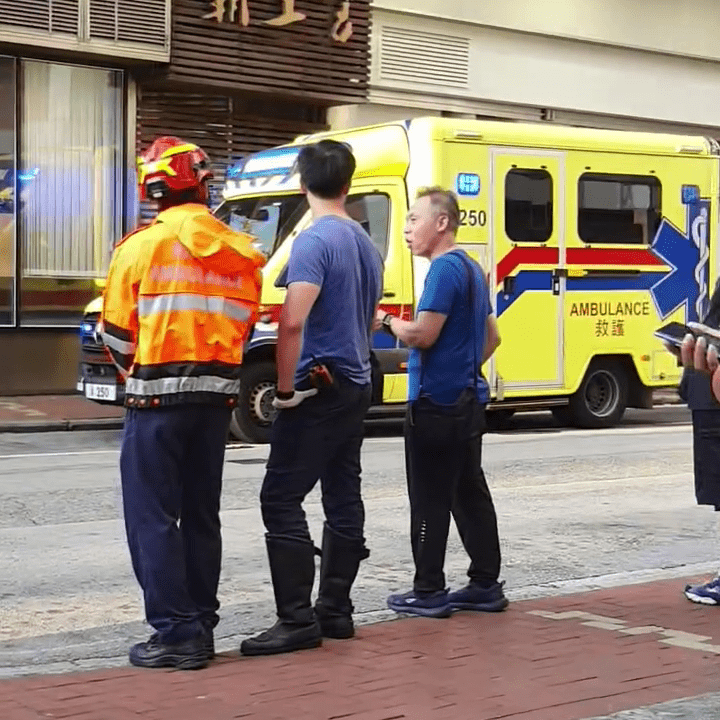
[2,576,720,720]
[0,395,123,427]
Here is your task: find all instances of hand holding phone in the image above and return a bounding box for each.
[687,322,720,352]
[655,321,720,352]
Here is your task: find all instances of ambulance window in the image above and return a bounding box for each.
[217,194,308,258]
[578,174,661,245]
[505,169,553,243]
[346,192,391,259]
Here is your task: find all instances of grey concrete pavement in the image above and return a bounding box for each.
[586,692,720,719]
[1,406,712,681]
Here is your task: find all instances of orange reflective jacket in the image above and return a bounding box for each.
[101,203,266,409]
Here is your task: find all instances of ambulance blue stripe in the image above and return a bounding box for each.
[496,270,665,317]
[496,271,553,316]
[566,274,662,292]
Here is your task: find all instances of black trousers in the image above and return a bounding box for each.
[691,409,720,508]
[260,376,372,542]
[405,396,502,594]
[120,404,231,643]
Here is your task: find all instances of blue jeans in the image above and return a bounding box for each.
[120,404,231,643]
[260,376,372,543]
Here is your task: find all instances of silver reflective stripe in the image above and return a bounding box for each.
[138,293,251,323]
[101,331,136,356]
[125,375,240,396]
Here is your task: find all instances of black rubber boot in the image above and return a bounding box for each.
[240,535,322,656]
[314,523,370,639]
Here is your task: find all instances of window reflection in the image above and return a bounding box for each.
[0,56,15,325]
[19,61,123,326]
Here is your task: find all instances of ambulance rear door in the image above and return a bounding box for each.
[490,148,566,392]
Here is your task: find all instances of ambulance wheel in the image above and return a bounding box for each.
[567,361,627,429]
[229,361,277,444]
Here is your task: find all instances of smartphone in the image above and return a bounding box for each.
[654,321,693,348]
[687,322,720,351]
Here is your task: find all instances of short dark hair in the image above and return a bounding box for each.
[416,186,461,233]
[296,139,356,199]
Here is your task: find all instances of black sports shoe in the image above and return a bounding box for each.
[447,581,509,612]
[129,634,209,670]
[387,589,452,618]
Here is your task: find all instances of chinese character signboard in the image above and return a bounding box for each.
[151,0,370,105]
[203,0,354,42]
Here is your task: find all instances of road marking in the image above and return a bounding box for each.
[361,423,691,447]
[0,449,120,460]
[0,445,259,461]
[0,422,691,460]
[493,472,689,494]
[528,609,720,654]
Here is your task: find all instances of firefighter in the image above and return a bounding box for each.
[101,136,265,670]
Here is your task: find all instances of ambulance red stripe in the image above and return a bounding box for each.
[496,246,665,285]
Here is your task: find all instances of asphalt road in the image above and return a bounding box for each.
[2,404,715,679]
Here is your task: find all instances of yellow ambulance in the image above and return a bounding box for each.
[78,117,718,443]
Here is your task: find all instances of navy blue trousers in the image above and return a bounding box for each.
[120,404,231,644]
[260,378,372,543]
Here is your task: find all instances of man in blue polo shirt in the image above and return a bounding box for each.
[241,140,383,656]
[377,186,508,618]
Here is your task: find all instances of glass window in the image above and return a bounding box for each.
[578,173,661,245]
[216,191,391,260]
[216,193,308,259]
[505,169,553,243]
[19,61,123,326]
[346,192,391,259]
[0,57,15,326]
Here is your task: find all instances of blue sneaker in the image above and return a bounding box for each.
[387,589,452,618]
[447,581,509,612]
[684,578,720,605]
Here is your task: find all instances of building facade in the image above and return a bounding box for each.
[0,0,370,394]
[330,0,720,136]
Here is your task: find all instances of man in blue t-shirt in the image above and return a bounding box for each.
[241,140,383,657]
[376,187,507,618]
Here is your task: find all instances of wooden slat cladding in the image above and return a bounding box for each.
[138,0,370,105]
[136,88,327,222]
[137,89,326,171]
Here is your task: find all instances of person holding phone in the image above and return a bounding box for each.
[667,280,720,604]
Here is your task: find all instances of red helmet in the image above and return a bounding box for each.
[137,136,214,201]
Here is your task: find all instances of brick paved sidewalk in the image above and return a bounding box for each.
[2,576,720,720]
[0,395,123,432]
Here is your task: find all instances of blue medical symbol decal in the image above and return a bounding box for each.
[650,199,710,323]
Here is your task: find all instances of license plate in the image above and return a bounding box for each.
[85,383,117,402]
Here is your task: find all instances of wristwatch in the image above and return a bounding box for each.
[382,313,394,335]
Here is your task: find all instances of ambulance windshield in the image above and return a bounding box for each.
[215,191,391,260]
[215,194,308,258]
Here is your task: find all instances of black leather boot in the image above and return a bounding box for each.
[314,523,370,639]
[240,535,322,656]
[129,633,209,670]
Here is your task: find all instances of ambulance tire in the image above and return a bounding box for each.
[229,361,277,444]
[567,361,628,429]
